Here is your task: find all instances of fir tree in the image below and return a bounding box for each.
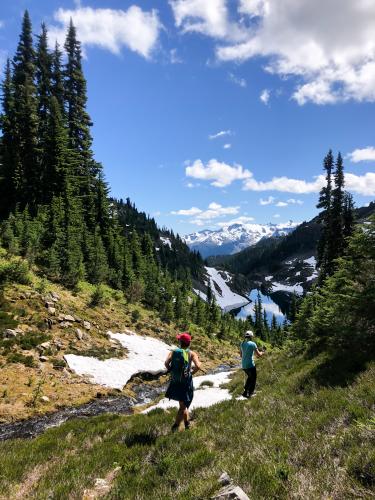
[331,152,345,260]
[343,192,355,240]
[51,42,65,114]
[12,10,39,211]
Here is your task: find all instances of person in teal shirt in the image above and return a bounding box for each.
[240,330,264,398]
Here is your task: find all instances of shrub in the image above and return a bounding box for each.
[0,259,31,288]
[90,284,107,307]
[7,352,35,367]
[131,309,141,322]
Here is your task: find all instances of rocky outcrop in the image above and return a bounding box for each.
[211,473,250,500]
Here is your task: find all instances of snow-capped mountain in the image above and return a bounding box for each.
[184,221,299,258]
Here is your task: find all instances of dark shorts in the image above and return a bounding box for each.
[165,376,194,408]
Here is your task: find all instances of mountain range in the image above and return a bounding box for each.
[184,221,299,258]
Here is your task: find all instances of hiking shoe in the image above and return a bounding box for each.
[171,423,179,432]
[242,392,250,398]
[184,421,190,430]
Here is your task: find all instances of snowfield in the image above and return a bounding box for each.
[197,267,249,313]
[143,371,234,413]
[64,331,171,390]
[271,282,304,295]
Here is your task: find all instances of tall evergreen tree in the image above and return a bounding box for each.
[0,59,16,216]
[12,10,39,211]
[343,192,355,240]
[330,152,345,260]
[51,42,65,114]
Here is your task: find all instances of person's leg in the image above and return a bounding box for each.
[243,369,251,396]
[247,366,257,395]
[172,401,187,431]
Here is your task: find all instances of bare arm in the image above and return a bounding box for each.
[164,351,172,370]
[255,348,264,358]
[190,351,201,375]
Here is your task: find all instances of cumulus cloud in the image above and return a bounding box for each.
[223,143,232,149]
[275,201,288,207]
[216,216,255,227]
[49,6,161,58]
[347,147,375,163]
[169,0,246,41]
[260,89,270,105]
[209,130,232,139]
[259,196,275,205]
[172,0,375,104]
[185,159,251,187]
[172,202,240,225]
[228,72,247,87]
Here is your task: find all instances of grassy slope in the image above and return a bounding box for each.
[0,350,373,499]
[0,255,238,423]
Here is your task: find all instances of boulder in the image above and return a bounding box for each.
[40,341,51,350]
[47,306,56,315]
[76,328,83,341]
[39,356,48,362]
[58,314,65,322]
[45,301,55,308]
[219,472,232,486]
[83,321,91,330]
[64,314,76,322]
[51,292,60,301]
[3,329,18,338]
[212,485,250,500]
[40,395,50,403]
[60,321,73,328]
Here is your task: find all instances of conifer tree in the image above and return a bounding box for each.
[51,42,65,114]
[343,192,355,240]
[0,59,16,216]
[12,10,39,211]
[331,152,345,259]
[36,23,52,200]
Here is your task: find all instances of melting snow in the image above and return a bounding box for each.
[304,256,317,267]
[160,237,172,249]
[265,275,273,281]
[271,282,304,295]
[143,371,234,413]
[64,332,171,390]
[205,267,248,312]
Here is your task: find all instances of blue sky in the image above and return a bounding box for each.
[1,0,374,235]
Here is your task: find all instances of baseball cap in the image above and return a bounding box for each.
[176,332,192,344]
[244,330,254,338]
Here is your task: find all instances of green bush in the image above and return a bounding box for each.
[6,352,35,367]
[90,284,107,307]
[0,259,31,287]
[18,332,51,350]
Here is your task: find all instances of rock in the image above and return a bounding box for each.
[64,315,76,322]
[39,356,48,362]
[219,472,232,486]
[51,292,60,301]
[40,341,51,350]
[40,395,50,403]
[60,321,73,328]
[3,329,18,338]
[76,328,83,340]
[83,321,91,330]
[58,314,65,322]
[47,306,56,315]
[212,485,250,500]
[106,330,113,337]
[45,301,55,308]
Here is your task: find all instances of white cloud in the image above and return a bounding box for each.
[260,89,270,105]
[185,159,251,187]
[273,214,281,218]
[259,196,275,205]
[287,198,303,205]
[172,202,240,225]
[345,172,375,196]
[216,216,255,227]
[347,147,375,163]
[223,143,231,149]
[170,48,183,64]
[173,0,375,104]
[228,72,247,87]
[209,130,232,140]
[169,0,246,41]
[275,201,288,207]
[49,6,161,59]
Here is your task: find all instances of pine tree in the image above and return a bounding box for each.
[0,59,16,216]
[12,10,40,211]
[51,42,65,114]
[36,23,52,201]
[316,150,334,279]
[343,192,355,240]
[330,152,345,261]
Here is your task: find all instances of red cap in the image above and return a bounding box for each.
[176,332,191,344]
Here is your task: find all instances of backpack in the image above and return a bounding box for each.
[170,348,191,382]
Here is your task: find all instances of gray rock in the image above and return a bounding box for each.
[58,314,65,322]
[60,321,73,328]
[40,395,50,403]
[47,306,56,315]
[39,356,48,362]
[76,328,83,340]
[45,301,55,308]
[83,321,91,330]
[3,329,18,338]
[51,292,60,301]
[40,341,51,350]
[64,314,76,322]
[212,485,250,500]
[219,472,232,486]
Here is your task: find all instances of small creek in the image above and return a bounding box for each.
[0,365,234,441]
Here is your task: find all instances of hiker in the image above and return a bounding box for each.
[240,330,264,398]
[164,332,201,431]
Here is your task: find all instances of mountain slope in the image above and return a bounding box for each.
[184,221,299,258]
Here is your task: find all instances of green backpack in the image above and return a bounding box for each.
[170,348,191,382]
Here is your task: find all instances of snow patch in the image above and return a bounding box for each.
[304,256,317,267]
[64,332,171,390]
[143,371,234,413]
[205,267,248,312]
[271,282,304,295]
[160,237,172,249]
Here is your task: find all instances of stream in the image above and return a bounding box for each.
[0,365,234,441]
